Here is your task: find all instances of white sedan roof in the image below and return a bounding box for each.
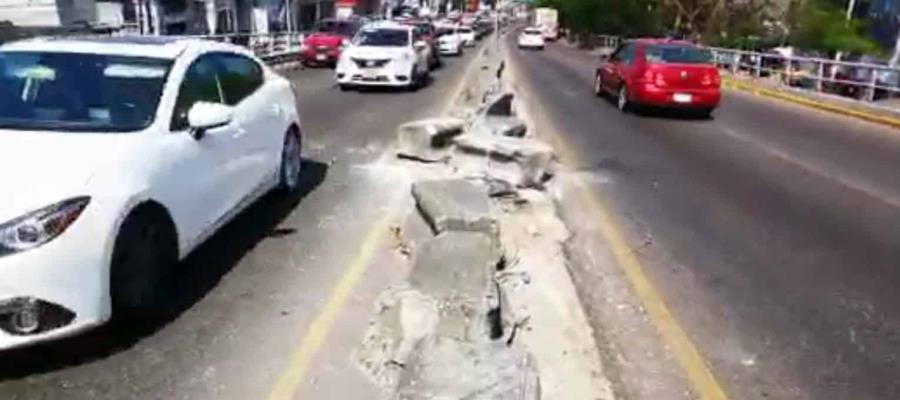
[0,36,246,60]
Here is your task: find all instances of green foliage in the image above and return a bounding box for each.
[534,0,884,56]
[533,0,661,37]
[789,0,880,54]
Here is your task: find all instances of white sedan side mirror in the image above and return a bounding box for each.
[188,102,233,139]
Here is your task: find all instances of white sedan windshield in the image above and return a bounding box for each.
[354,29,409,47]
[0,52,171,132]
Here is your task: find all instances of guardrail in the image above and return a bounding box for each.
[585,33,900,104]
[709,47,900,103]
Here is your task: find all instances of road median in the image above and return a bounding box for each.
[351,34,614,400]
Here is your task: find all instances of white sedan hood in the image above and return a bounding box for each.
[0,130,130,222]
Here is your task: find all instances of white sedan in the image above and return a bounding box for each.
[518,27,545,50]
[335,22,430,90]
[0,36,303,349]
[436,27,464,56]
[458,25,477,47]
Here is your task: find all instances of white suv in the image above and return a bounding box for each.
[0,36,303,349]
[335,22,430,90]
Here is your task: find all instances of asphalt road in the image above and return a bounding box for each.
[0,45,483,400]
[509,39,900,399]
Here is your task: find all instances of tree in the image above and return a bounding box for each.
[789,0,879,54]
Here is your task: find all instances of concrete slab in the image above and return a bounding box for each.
[397,118,466,162]
[453,135,555,187]
[411,179,497,235]
[395,336,540,400]
[408,231,501,340]
[471,116,528,138]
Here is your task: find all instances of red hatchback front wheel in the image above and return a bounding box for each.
[594,74,604,97]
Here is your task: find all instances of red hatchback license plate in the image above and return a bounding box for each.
[673,93,692,103]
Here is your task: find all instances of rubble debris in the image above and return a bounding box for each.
[395,336,541,400]
[397,118,466,162]
[409,232,501,341]
[470,116,528,138]
[485,92,515,117]
[411,179,497,235]
[454,135,556,188]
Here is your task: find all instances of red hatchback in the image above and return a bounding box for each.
[301,18,363,67]
[594,39,721,117]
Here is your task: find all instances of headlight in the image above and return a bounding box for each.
[0,197,90,256]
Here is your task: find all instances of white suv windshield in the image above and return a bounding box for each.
[0,52,171,132]
[355,29,409,47]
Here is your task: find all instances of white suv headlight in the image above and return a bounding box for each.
[0,197,90,256]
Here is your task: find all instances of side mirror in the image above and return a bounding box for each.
[187,102,233,140]
[598,54,610,62]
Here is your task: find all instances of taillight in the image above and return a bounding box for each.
[701,71,720,87]
[642,70,666,87]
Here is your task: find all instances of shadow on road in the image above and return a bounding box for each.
[0,159,329,380]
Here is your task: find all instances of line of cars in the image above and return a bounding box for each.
[330,16,491,91]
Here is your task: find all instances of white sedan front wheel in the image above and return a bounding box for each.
[278,128,303,193]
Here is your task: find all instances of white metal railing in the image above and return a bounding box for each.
[709,47,900,102]
[587,34,900,103]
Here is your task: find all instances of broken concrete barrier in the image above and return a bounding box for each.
[409,231,501,341]
[453,135,555,188]
[484,92,515,117]
[470,116,528,138]
[395,336,540,400]
[412,179,496,235]
[397,117,466,162]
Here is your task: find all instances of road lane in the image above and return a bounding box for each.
[0,45,484,400]
[509,39,900,400]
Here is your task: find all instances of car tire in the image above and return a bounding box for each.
[594,73,605,97]
[408,66,421,91]
[277,128,303,194]
[698,108,714,119]
[338,83,352,92]
[110,207,177,323]
[617,86,630,112]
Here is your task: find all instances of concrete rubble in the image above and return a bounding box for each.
[411,180,497,235]
[469,116,528,138]
[397,117,466,162]
[355,38,612,400]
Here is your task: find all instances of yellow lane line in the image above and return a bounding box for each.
[265,35,492,400]
[504,44,730,400]
[572,180,730,400]
[266,213,395,400]
[721,77,900,129]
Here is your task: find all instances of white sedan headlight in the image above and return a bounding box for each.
[0,197,90,256]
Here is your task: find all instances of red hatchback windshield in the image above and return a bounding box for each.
[644,44,712,64]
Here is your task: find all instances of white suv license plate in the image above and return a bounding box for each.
[673,93,692,103]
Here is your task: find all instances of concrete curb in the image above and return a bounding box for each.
[722,76,900,129]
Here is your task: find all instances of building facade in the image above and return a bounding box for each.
[1,0,378,36]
